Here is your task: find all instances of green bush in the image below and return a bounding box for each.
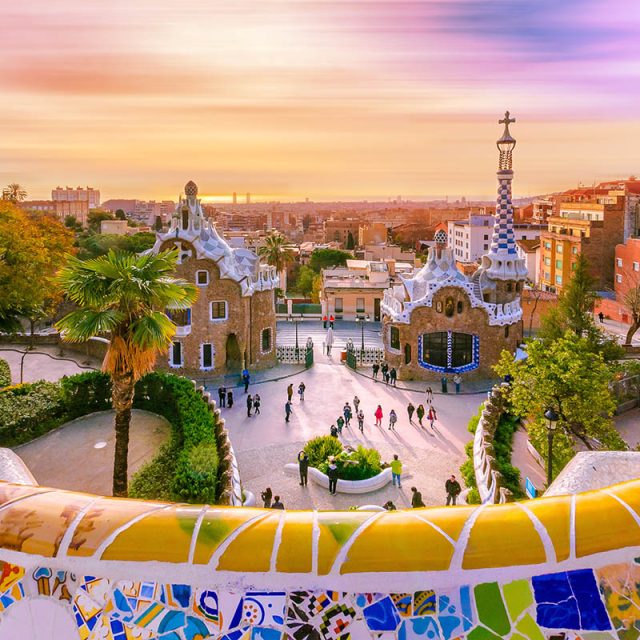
[0,381,65,446]
[172,442,219,503]
[60,371,111,419]
[0,358,11,388]
[129,444,177,501]
[466,488,481,504]
[303,435,344,469]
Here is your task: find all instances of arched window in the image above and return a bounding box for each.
[457,301,464,314]
[404,343,411,364]
[419,331,479,373]
[181,208,189,230]
[445,297,454,317]
[436,301,443,313]
[505,325,509,338]
[506,282,513,293]
[389,326,400,351]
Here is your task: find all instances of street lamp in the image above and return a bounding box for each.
[288,313,303,361]
[355,314,370,362]
[544,407,559,487]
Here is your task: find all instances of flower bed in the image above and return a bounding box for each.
[303,435,382,480]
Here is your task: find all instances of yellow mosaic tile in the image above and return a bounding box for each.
[0,490,94,557]
[415,506,475,542]
[100,505,202,562]
[606,481,640,520]
[0,483,51,508]
[192,508,267,565]
[316,511,376,575]
[340,511,454,574]
[276,511,313,573]
[216,511,280,572]
[463,504,546,569]
[575,492,640,558]
[524,496,571,562]
[68,497,168,558]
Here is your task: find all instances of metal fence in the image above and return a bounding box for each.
[276,338,314,367]
[611,374,640,411]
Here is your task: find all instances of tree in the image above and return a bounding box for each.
[64,215,83,233]
[115,209,127,220]
[308,248,351,272]
[539,254,622,360]
[302,214,312,232]
[0,202,74,332]
[77,232,156,260]
[2,183,27,203]
[257,231,295,273]
[296,265,316,298]
[311,274,323,303]
[494,334,625,479]
[346,231,355,250]
[153,216,163,232]
[624,285,640,345]
[56,249,198,496]
[88,209,114,232]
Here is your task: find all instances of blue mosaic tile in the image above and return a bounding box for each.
[363,595,402,631]
[399,617,442,640]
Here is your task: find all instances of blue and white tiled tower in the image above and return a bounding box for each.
[477,111,528,303]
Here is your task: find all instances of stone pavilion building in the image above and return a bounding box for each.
[149,180,279,376]
[381,113,527,380]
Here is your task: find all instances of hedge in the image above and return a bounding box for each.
[0,358,11,388]
[303,435,383,481]
[0,370,223,504]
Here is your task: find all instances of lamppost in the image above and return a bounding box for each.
[355,314,370,362]
[288,314,303,361]
[544,407,559,487]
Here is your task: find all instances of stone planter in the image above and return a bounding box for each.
[284,463,392,494]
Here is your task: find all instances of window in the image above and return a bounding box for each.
[504,325,509,338]
[196,270,209,286]
[422,332,448,368]
[483,234,488,240]
[404,343,411,364]
[556,245,563,254]
[544,257,551,266]
[634,262,640,272]
[617,258,623,267]
[457,301,463,314]
[445,297,454,317]
[261,328,272,352]
[544,271,551,281]
[616,274,623,283]
[436,301,443,313]
[451,333,473,367]
[210,301,227,321]
[201,343,213,370]
[356,297,365,313]
[572,246,578,254]
[170,341,183,368]
[555,260,562,269]
[544,242,551,250]
[506,283,513,293]
[483,244,488,251]
[390,326,400,351]
[168,308,191,326]
[555,275,563,285]
[334,298,343,313]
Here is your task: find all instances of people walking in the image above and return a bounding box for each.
[390,368,397,386]
[343,402,352,427]
[271,495,285,509]
[327,457,339,495]
[227,389,234,408]
[441,376,448,394]
[261,487,272,508]
[388,409,398,430]
[242,369,250,393]
[330,424,338,438]
[411,486,426,508]
[298,381,306,402]
[298,451,309,486]
[381,362,389,381]
[416,403,425,427]
[353,395,360,413]
[407,402,415,423]
[218,386,226,408]
[453,374,462,394]
[323,315,328,329]
[374,405,383,428]
[246,394,253,417]
[285,400,292,423]
[287,383,294,402]
[428,405,437,430]
[445,475,462,506]
[372,363,380,379]
[329,314,335,328]
[336,415,345,434]
[425,387,433,404]
[391,454,402,487]
[357,409,365,432]
[253,393,261,415]
[598,311,604,323]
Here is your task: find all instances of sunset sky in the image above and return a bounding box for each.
[1,0,639,201]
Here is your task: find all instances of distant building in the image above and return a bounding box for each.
[359,244,416,264]
[52,186,100,208]
[324,219,362,247]
[516,239,541,285]
[149,181,279,376]
[100,220,129,235]
[358,222,387,246]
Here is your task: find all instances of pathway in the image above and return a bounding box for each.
[219,349,487,510]
[15,410,170,496]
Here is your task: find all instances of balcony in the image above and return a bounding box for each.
[175,324,191,337]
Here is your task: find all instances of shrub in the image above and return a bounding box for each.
[129,444,177,501]
[60,371,111,419]
[466,488,481,504]
[172,442,219,503]
[0,358,11,388]
[303,435,343,469]
[0,381,65,446]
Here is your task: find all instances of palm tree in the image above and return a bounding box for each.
[56,249,198,496]
[2,183,27,203]
[258,231,295,292]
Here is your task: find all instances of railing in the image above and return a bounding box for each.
[276,338,314,365]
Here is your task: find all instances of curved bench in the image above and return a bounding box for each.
[284,462,392,493]
[0,478,639,639]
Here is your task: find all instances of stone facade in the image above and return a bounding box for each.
[150,181,279,377]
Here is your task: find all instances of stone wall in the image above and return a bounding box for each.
[473,383,515,504]
[384,286,521,381]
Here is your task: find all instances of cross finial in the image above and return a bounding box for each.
[499,110,515,127]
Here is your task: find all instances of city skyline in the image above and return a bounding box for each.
[2,1,639,201]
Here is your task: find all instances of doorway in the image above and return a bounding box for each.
[374,298,381,321]
[225,333,243,372]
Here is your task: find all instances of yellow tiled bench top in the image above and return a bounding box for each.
[1,478,640,578]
